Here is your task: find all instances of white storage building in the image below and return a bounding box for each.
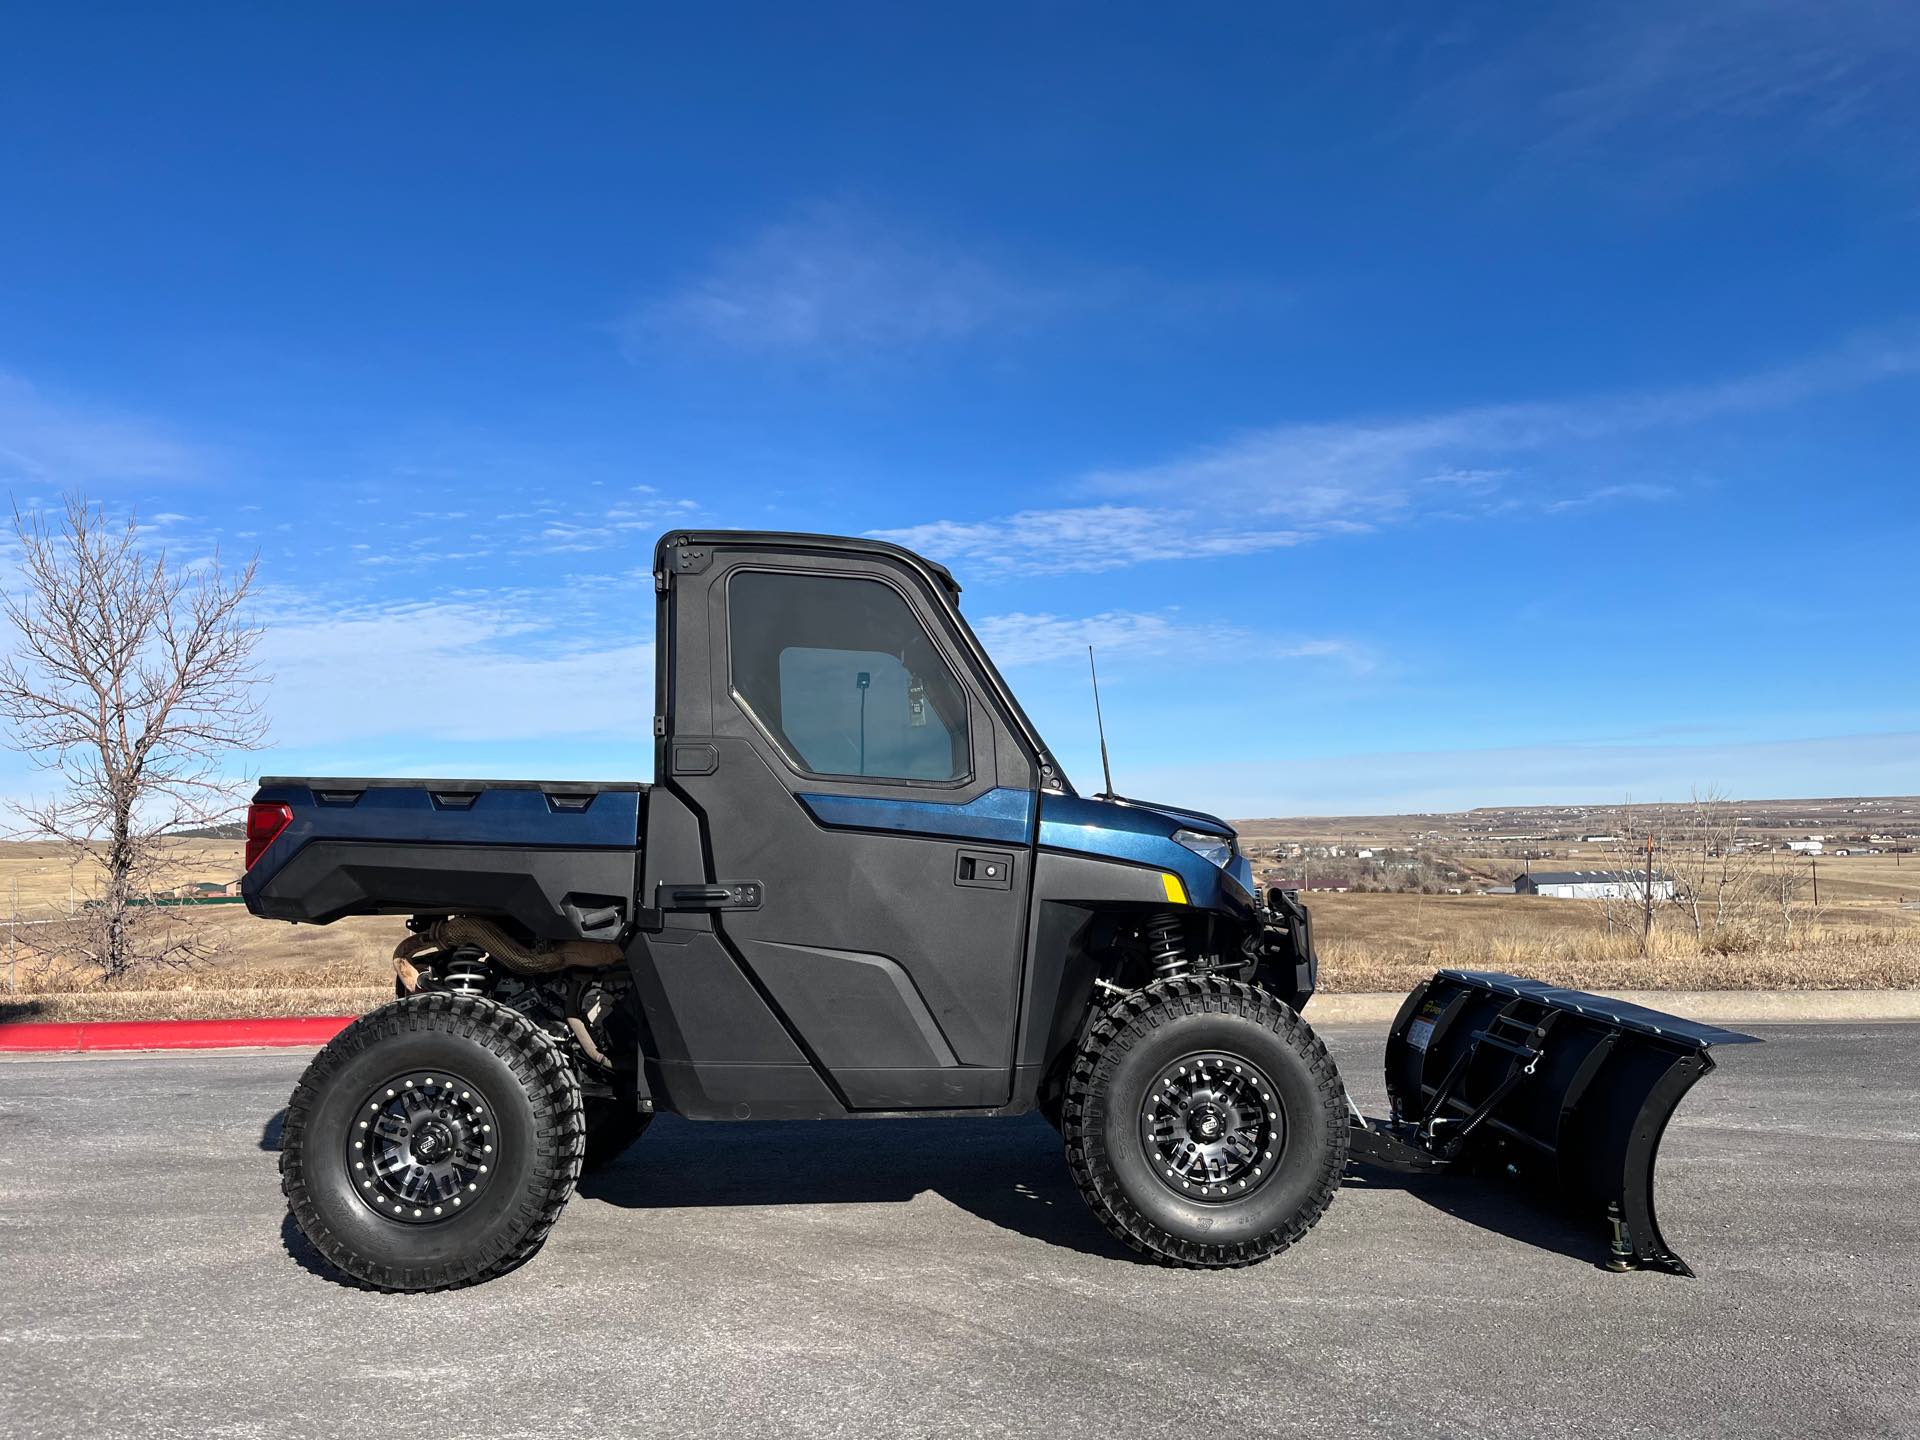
[1515,870,1676,902]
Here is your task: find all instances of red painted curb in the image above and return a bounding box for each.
[0,1015,354,1053]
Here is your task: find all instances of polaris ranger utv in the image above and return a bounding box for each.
[245,530,1752,1291]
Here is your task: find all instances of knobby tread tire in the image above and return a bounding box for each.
[1061,975,1349,1269]
[280,992,586,1292]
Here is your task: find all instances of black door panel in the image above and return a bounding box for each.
[684,736,1025,1074]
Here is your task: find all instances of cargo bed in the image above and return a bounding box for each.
[241,777,646,941]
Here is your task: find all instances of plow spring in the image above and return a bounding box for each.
[1347,970,1759,1276]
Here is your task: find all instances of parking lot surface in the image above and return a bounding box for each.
[1,1022,1915,1438]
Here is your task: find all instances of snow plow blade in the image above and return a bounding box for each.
[1349,969,1758,1276]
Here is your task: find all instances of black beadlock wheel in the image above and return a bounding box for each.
[1062,976,1348,1268]
[280,993,585,1292]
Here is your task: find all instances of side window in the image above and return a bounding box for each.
[728,570,971,783]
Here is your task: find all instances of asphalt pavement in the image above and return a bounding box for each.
[0,1022,1914,1439]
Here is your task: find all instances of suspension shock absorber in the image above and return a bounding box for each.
[1144,911,1191,980]
[439,949,493,995]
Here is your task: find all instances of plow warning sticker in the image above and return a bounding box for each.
[1405,998,1447,1052]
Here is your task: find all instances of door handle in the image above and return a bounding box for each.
[954,849,1014,890]
[659,882,764,910]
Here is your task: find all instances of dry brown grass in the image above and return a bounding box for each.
[4,865,1916,1023]
[1306,890,1920,993]
[1,905,397,1020]
[3,986,389,1023]
[0,839,244,909]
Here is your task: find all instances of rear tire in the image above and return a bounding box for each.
[281,993,585,1292]
[1062,976,1347,1268]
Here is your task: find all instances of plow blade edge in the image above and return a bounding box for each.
[1362,969,1758,1276]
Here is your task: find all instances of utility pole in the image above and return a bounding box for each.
[1811,856,1819,909]
[1642,836,1656,943]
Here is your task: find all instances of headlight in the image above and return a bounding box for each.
[1172,828,1235,868]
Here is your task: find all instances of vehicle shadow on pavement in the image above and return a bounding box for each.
[280,1212,346,1284]
[578,1113,1141,1261]
[1343,1162,1601,1267]
[265,1109,1604,1276]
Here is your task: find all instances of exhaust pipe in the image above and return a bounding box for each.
[393,916,623,991]
[1348,970,1758,1276]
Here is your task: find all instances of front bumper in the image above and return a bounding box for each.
[1253,887,1318,1007]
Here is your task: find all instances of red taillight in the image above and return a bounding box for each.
[245,802,294,870]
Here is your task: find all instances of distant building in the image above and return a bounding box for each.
[1580,834,1617,843]
[1516,870,1676,902]
[170,879,241,899]
[1785,839,1824,855]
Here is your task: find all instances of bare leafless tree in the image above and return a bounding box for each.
[1604,789,1779,953]
[1662,786,1765,943]
[1596,802,1658,948]
[0,497,265,981]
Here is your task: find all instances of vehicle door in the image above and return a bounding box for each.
[660,538,1038,1110]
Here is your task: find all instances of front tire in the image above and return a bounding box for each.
[281,993,585,1292]
[1062,976,1348,1268]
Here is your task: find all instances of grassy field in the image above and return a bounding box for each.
[3,841,1916,1022]
[1302,890,1920,993]
[0,839,244,910]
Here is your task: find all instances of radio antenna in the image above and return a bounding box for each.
[1088,646,1115,798]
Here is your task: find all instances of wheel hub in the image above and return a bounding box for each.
[348,1071,497,1225]
[1141,1052,1287,1203]
[412,1119,454,1162]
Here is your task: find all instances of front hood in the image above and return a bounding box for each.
[1038,792,1253,914]
[1092,792,1236,839]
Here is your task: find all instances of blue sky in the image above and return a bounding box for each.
[1,3,1916,816]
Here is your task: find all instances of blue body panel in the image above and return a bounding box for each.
[796,787,1035,844]
[246,781,643,894]
[794,787,1251,914]
[1038,793,1252,912]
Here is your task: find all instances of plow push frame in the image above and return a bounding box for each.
[1346,970,1759,1276]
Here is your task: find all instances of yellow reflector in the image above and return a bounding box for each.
[1160,871,1189,905]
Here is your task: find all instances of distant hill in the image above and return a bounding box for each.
[170,822,245,840]
[1234,795,1920,846]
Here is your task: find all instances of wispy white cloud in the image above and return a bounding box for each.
[1534,0,1917,145]
[974,608,1372,673]
[536,492,700,553]
[632,201,1049,354]
[256,589,652,747]
[975,610,1226,666]
[880,507,1311,578]
[1422,0,1920,183]
[878,329,1920,575]
[628,199,1288,357]
[0,372,206,487]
